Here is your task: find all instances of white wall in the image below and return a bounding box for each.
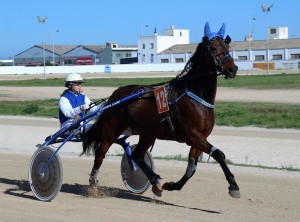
[0,60,299,75]
[0,63,185,75]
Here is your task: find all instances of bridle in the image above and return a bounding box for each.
[173,34,236,81]
[205,36,233,76]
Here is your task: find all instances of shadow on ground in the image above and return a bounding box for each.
[0,177,220,214]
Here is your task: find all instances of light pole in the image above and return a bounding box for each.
[248,17,256,52]
[261,4,273,74]
[52,29,59,66]
[37,16,48,78]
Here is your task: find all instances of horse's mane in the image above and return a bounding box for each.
[147,37,209,88]
[175,37,209,80]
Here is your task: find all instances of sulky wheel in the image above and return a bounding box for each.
[120,144,155,194]
[28,146,63,201]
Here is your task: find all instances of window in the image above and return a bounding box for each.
[175,58,184,63]
[125,53,131,57]
[150,54,154,63]
[270,28,276,34]
[291,54,300,59]
[64,60,76,65]
[160,59,169,63]
[237,56,247,60]
[116,53,122,58]
[272,54,282,60]
[254,55,265,61]
[142,54,145,63]
[142,44,145,49]
[150,43,154,49]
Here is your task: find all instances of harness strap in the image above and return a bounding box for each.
[164,84,175,133]
[186,91,215,109]
[168,90,187,106]
[169,88,215,109]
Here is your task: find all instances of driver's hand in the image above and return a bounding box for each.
[80,104,90,111]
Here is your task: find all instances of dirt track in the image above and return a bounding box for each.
[0,74,300,221]
[1,152,300,222]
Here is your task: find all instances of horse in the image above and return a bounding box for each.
[82,22,240,198]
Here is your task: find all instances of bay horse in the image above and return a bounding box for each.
[82,22,240,198]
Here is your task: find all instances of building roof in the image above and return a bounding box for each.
[116,44,137,48]
[81,45,104,52]
[230,38,300,51]
[41,44,135,54]
[158,43,198,54]
[158,38,300,55]
[38,45,78,55]
[104,42,137,50]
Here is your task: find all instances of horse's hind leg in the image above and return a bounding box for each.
[210,146,240,198]
[162,146,202,191]
[89,141,112,186]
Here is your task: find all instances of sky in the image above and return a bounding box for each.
[1,0,299,59]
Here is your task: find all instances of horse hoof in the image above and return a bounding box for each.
[162,182,174,191]
[152,182,163,197]
[229,189,240,198]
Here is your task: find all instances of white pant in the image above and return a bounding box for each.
[60,102,105,134]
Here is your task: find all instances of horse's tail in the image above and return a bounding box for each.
[81,120,102,156]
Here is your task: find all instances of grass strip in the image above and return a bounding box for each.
[0,100,299,129]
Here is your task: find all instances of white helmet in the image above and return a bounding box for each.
[64,73,84,86]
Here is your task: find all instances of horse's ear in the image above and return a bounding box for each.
[204,22,211,38]
[225,35,231,44]
[202,36,209,44]
[217,23,226,39]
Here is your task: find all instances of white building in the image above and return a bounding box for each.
[157,27,300,69]
[137,25,189,63]
[269,27,288,39]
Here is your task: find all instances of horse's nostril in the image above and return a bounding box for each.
[229,66,238,75]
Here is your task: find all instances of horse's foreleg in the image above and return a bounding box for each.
[210,146,240,198]
[89,142,111,186]
[162,146,201,191]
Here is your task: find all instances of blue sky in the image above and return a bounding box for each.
[1,0,299,59]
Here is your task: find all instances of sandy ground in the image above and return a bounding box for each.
[1,152,300,222]
[0,74,300,221]
[1,86,300,104]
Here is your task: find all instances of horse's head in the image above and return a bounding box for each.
[204,22,238,79]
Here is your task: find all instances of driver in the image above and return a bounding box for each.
[58,73,102,130]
